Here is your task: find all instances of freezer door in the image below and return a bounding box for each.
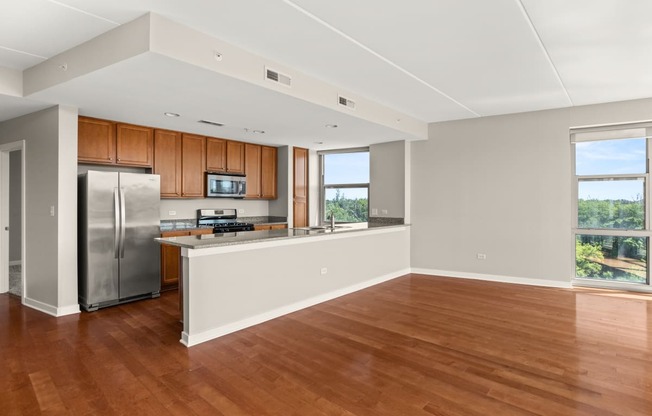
[79,171,120,306]
[118,173,161,298]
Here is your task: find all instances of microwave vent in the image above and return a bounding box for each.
[338,95,356,109]
[265,67,292,87]
[198,119,224,127]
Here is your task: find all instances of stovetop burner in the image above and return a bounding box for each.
[197,209,254,233]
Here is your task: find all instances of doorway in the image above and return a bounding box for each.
[0,141,25,300]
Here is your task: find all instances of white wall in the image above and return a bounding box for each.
[370,141,406,219]
[411,97,652,286]
[0,106,79,315]
[9,150,21,262]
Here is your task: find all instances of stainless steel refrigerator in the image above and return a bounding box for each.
[78,171,161,311]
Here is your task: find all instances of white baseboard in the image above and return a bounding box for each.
[9,260,21,266]
[411,268,572,289]
[23,297,80,317]
[181,268,411,347]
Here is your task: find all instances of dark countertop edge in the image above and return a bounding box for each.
[156,224,411,250]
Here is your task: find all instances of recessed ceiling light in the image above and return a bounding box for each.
[325,124,338,128]
[164,112,180,117]
[314,141,324,145]
[253,130,265,134]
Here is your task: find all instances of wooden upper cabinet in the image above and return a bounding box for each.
[116,123,153,167]
[78,117,115,164]
[153,130,182,198]
[206,138,227,172]
[244,144,262,198]
[261,146,277,199]
[181,134,206,198]
[226,140,245,174]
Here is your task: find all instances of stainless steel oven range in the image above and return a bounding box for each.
[196,209,255,233]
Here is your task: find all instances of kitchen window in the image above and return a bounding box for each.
[319,148,369,224]
[571,123,652,290]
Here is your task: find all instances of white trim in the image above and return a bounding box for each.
[411,268,572,289]
[23,296,80,317]
[573,278,652,293]
[180,267,410,347]
[0,140,25,297]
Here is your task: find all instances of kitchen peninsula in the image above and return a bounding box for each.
[157,225,410,347]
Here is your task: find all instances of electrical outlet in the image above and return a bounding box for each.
[320,267,328,275]
[238,209,245,214]
[477,253,487,260]
[168,210,176,216]
[371,208,378,215]
[381,209,388,215]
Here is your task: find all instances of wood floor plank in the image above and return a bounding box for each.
[2,274,652,415]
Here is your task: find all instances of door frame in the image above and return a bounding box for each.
[0,140,26,300]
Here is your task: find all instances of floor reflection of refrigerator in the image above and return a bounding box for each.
[78,171,161,311]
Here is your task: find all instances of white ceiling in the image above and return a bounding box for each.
[1,0,652,148]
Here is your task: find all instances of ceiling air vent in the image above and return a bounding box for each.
[338,95,356,110]
[265,67,292,87]
[198,119,224,127]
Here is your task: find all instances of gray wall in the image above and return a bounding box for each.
[411,97,652,285]
[0,105,79,314]
[370,141,406,219]
[9,150,21,262]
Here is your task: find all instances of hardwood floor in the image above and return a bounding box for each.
[2,274,652,415]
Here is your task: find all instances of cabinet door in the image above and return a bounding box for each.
[160,231,189,291]
[254,224,272,231]
[261,146,277,199]
[245,143,261,198]
[226,140,245,174]
[206,137,226,172]
[269,224,287,230]
[181,134,206,198]
[189,228,214,236]
[116,123,153,167]
[153,130,182,198]
[293,147,309,228]
[78,117,115,164]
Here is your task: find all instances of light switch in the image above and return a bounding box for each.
[50,206,55,217]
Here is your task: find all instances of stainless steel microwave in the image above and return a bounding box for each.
[206,173,246,198]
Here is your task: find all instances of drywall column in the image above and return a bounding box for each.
[370,140,406,221]
[0,105,79,316]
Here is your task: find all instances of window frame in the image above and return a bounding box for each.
[571,124,652,290]
[318,147,370,225]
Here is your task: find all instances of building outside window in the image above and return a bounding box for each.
[319,148,369,224]
[572,123,651,290]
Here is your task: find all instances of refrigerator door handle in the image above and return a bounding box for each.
[119,187,126,258]
[113,188,120,259]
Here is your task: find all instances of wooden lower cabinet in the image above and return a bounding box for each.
[254,224,288,231]
[160,228,213,291]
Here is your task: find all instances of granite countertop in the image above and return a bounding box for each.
[156,224,409,250]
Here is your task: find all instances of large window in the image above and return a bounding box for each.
[319,149,369,224]
[572,125,651,288]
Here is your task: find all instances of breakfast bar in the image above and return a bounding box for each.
[157,225,410,347]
